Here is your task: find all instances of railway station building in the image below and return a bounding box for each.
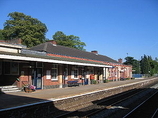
[0,39,132,90]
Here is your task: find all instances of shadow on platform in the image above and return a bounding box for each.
[0,85,157,118]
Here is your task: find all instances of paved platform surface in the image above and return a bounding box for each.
[0,78,150,110]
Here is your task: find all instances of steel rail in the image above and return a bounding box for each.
[84,89,147,118]
[86,84,158,118]
[123,90,158,118]
[151,108,158,118]
[56,88,146,118]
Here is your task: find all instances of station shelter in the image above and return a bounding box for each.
[0,39,132,90]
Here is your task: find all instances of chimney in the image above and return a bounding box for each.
[91,50,98,54]
[48,40,57,45]
[118,58,123,63]
[5,38,22,44]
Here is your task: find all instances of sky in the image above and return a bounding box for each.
[0,0,158,61]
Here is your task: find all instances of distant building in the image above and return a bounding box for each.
[0,39,132,90]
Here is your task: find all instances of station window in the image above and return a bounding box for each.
[71,69,78,79]
[64,68,68,80]
[4,62,19,75]
[36,62,43,68]
[51,64,58,80]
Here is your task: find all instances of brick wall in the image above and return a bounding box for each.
[43,63,60,88]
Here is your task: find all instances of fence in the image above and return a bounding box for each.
[132,74,150,78]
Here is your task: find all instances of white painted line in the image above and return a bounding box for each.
[0,100,51,112]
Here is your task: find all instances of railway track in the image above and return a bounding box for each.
[55,84,157,118]
[123,90,158,118]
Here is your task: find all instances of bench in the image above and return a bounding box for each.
[67,81,79,87]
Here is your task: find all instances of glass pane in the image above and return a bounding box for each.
[74,70,78,78]
[11,62,19,75]
[36,62,43,68]
[37,77,42,88]
[52,69,57,79]
[5,62,10,74]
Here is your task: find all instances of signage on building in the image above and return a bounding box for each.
[21,49,46,56]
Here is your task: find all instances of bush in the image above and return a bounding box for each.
[131,77,135,80]
[92,80,97,84]
[103,79,109,83]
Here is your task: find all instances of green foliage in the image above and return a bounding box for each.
[103,79,109,83]
[0,30,4,40]
[91,80,97,84]
[2,12,48,47]
[124,56,141,74]
[53,31,86,50]
[140,55,158,76]
[124,56,135,65]
[124,55,158,76]
[140,55,150,75]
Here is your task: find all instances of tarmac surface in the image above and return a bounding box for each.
[0,78,150,110]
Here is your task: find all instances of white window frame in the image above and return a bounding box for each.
[46,70,51,79]
[65,68,68,80]
[51,64,58,80]
[71,69,78,79]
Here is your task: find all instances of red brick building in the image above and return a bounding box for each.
[0,40,132,90]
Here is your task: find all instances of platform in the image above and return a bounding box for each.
[0,78,153,110]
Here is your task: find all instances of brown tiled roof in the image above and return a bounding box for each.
[0,51,108,66]
[30,42,119,64]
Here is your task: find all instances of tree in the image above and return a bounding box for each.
[124,55,158,76]
[2,12,48,47]
[124,56,135,65]
[147,56,158,76]
[53,31,86,50]
[140,55,158,76]
[124,56,140,74]
[140,55,151,75]
[155,57,158,62]
[0,30,4,40]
